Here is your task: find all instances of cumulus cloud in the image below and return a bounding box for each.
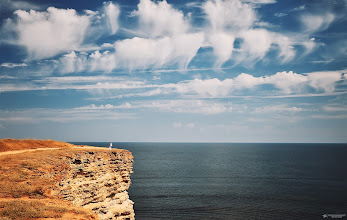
[173,70,344,96]
[202,0,296,67]
[55,4,203,73]
[202,0,256,67]
[175,78,233,97]
[306,70,343,93]
[132,0,189,37]
[8,7,92,59]
[203,0,255,31]
[2,2,120,60]
[59,51,88,74]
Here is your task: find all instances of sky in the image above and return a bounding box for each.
[0,0,346,143]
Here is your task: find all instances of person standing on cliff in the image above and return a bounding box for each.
[109,142,112,151]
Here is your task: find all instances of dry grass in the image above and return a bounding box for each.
[0,199,96,219]
[0,139,74,152]
[0,149,75,198]
[0,139,104,219]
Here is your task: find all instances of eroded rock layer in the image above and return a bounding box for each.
[55,150,134,220]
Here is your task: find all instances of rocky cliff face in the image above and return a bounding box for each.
[53,149,134,220]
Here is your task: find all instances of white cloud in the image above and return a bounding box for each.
[132,0,189,37]
[202,0,296,66]
[306,70,343,93]
[264,71,308,93]
[173,70,344,96]
[101,89,165,99]
[1,62,27,68]
[10,7,92,59]
[76,100,232,115]
[76,104,116,110]
[274,12,287,17]
[203,0,255,31]
[301,13,335,34]
[255,21,277,28]
[104,2,120,35]
[142,100,231,115]
[175,78,233,97]
[254,104,307,113]
[208,32,235,68]
[114,33,204,70]
[90,50,117,72]
[173,122,195,128]
[59,51,88,74]
[0,0,41,11]
[240,29,272,62]
[272,34,295,63]
[291,5,305,12]
[242,0,276,4]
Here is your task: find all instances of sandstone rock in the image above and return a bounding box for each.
[56,150,134,220]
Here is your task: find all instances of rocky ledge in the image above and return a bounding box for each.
[53,149,134,220]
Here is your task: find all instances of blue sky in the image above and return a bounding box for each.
[0,0,346,142]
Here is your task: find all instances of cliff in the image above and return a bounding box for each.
[0,139,134,220]
[55,149,135,220]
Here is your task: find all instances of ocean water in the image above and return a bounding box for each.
[71,143,347,220]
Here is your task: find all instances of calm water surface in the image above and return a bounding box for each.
[71,143,347,220]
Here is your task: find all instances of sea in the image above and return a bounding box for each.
[70,142,347,220]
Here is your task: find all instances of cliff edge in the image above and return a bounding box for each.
[0,139,134,220]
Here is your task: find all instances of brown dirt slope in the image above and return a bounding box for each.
[0,139,74,152]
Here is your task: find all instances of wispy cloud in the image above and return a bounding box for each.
[274,12,287,17]
[0,107,134,124]
[1,63,27,68]
[322,105,347,112]
[254,104,311,114]
[291,5,305,12]
[77,100,233,115]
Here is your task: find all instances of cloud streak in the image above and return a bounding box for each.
[0,70,345,97]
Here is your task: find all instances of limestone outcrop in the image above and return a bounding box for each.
[53,149,134,220]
